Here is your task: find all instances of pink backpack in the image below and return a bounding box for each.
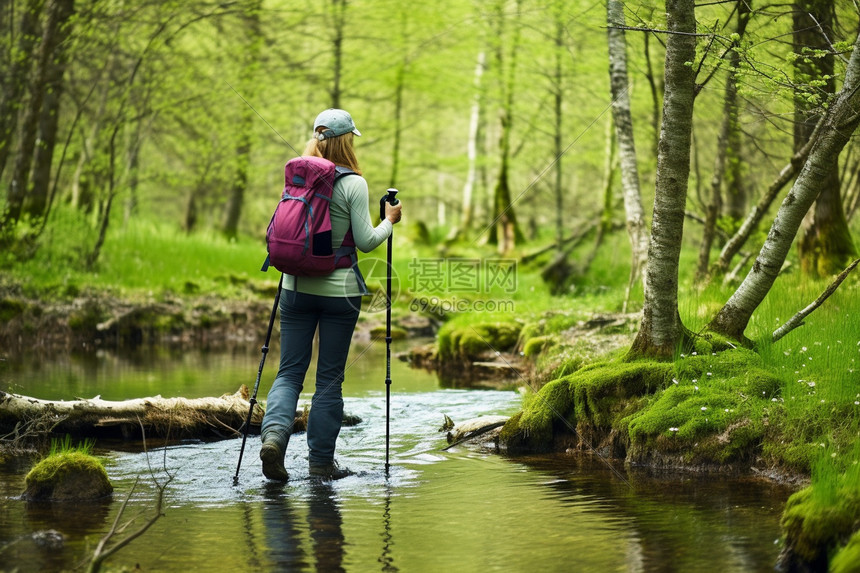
[262,156,358,276]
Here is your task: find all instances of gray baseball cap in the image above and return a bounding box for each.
[313,108,362,139]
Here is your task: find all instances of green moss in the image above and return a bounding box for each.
[780,460,860,566]
[24,451,112,500]
[369,325,407,340]
[831,531,860,573]
[523,335,555,358]
[502,347,795,466]
[623,349,783,464]
[781,487,856,564]
[502,358,673,451]
[438,321,522,361]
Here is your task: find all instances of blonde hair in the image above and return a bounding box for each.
[303,130,362,175]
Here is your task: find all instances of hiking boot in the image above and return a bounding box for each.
[308,460,354,481]
[260,440,288,482]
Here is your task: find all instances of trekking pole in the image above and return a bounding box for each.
[233,273,283,485]
[379,188,399,476]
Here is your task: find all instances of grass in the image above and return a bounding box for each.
[49,434,96,457]
[2,210,269,300]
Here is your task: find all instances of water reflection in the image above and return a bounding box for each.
[262,481,347,572]
[378,485,397,572]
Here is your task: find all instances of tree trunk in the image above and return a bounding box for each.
[122,124,143,227]
[642,11,663,159]
[489,0,524,253]
[457,51,485,239]
[3,0,49,228]
[389,55,406,189]
[0,0,43,185]
[722,2,752,222]
[607,0,649,308]
[26,0,76,221]
[86,124,120,269]
[629,0,697,358]
[713,134,814,275]
[552,12,565,252]
[794,1,858,276]
[696,1,751,282]
[581,119,617,274]
[222,2,262,241]
[708,29,860,342]
[329,0,347,108]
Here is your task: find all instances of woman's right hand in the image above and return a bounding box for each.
[385,201,402,225]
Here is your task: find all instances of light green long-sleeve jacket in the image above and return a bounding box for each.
[283,173,392,297]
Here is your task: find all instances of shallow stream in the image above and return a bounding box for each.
[1,339,794,572]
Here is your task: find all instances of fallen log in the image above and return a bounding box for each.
[0,387,364,442]
[0,386,263,441]
[443,415,509,450]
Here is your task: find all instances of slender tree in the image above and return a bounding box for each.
[487,0,524,253]
[1,0,44,231]
[454,50,486,240]
[607,0,648,309]
[793,0,858,276]
[629,0,697,358]
[25,0,76,221]
[708,29,860,342]
[696,0,751,282]
[328,0,348,108]
[0,0,43,185]
[222,1,262,241]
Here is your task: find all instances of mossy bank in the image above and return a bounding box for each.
[474,310,860,572]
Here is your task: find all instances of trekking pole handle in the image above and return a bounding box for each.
[380,188,399,219]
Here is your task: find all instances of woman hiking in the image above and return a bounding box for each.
[260,108,403,481]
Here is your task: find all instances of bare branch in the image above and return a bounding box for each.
[605,24,725,39]
[85,418,174,573]
[772,258,860,343]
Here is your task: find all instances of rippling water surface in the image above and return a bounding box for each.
[1,340,794,572]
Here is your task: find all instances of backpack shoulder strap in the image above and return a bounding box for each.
[334,166,357,181]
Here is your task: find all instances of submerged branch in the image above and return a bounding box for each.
[772,258,860,343]
[87,420,174,573]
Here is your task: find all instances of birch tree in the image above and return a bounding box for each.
[607,0,648,309]
[708,28,860,342]
[629,0,697,358]
[454,51,486,240]
[486,0,524,253]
